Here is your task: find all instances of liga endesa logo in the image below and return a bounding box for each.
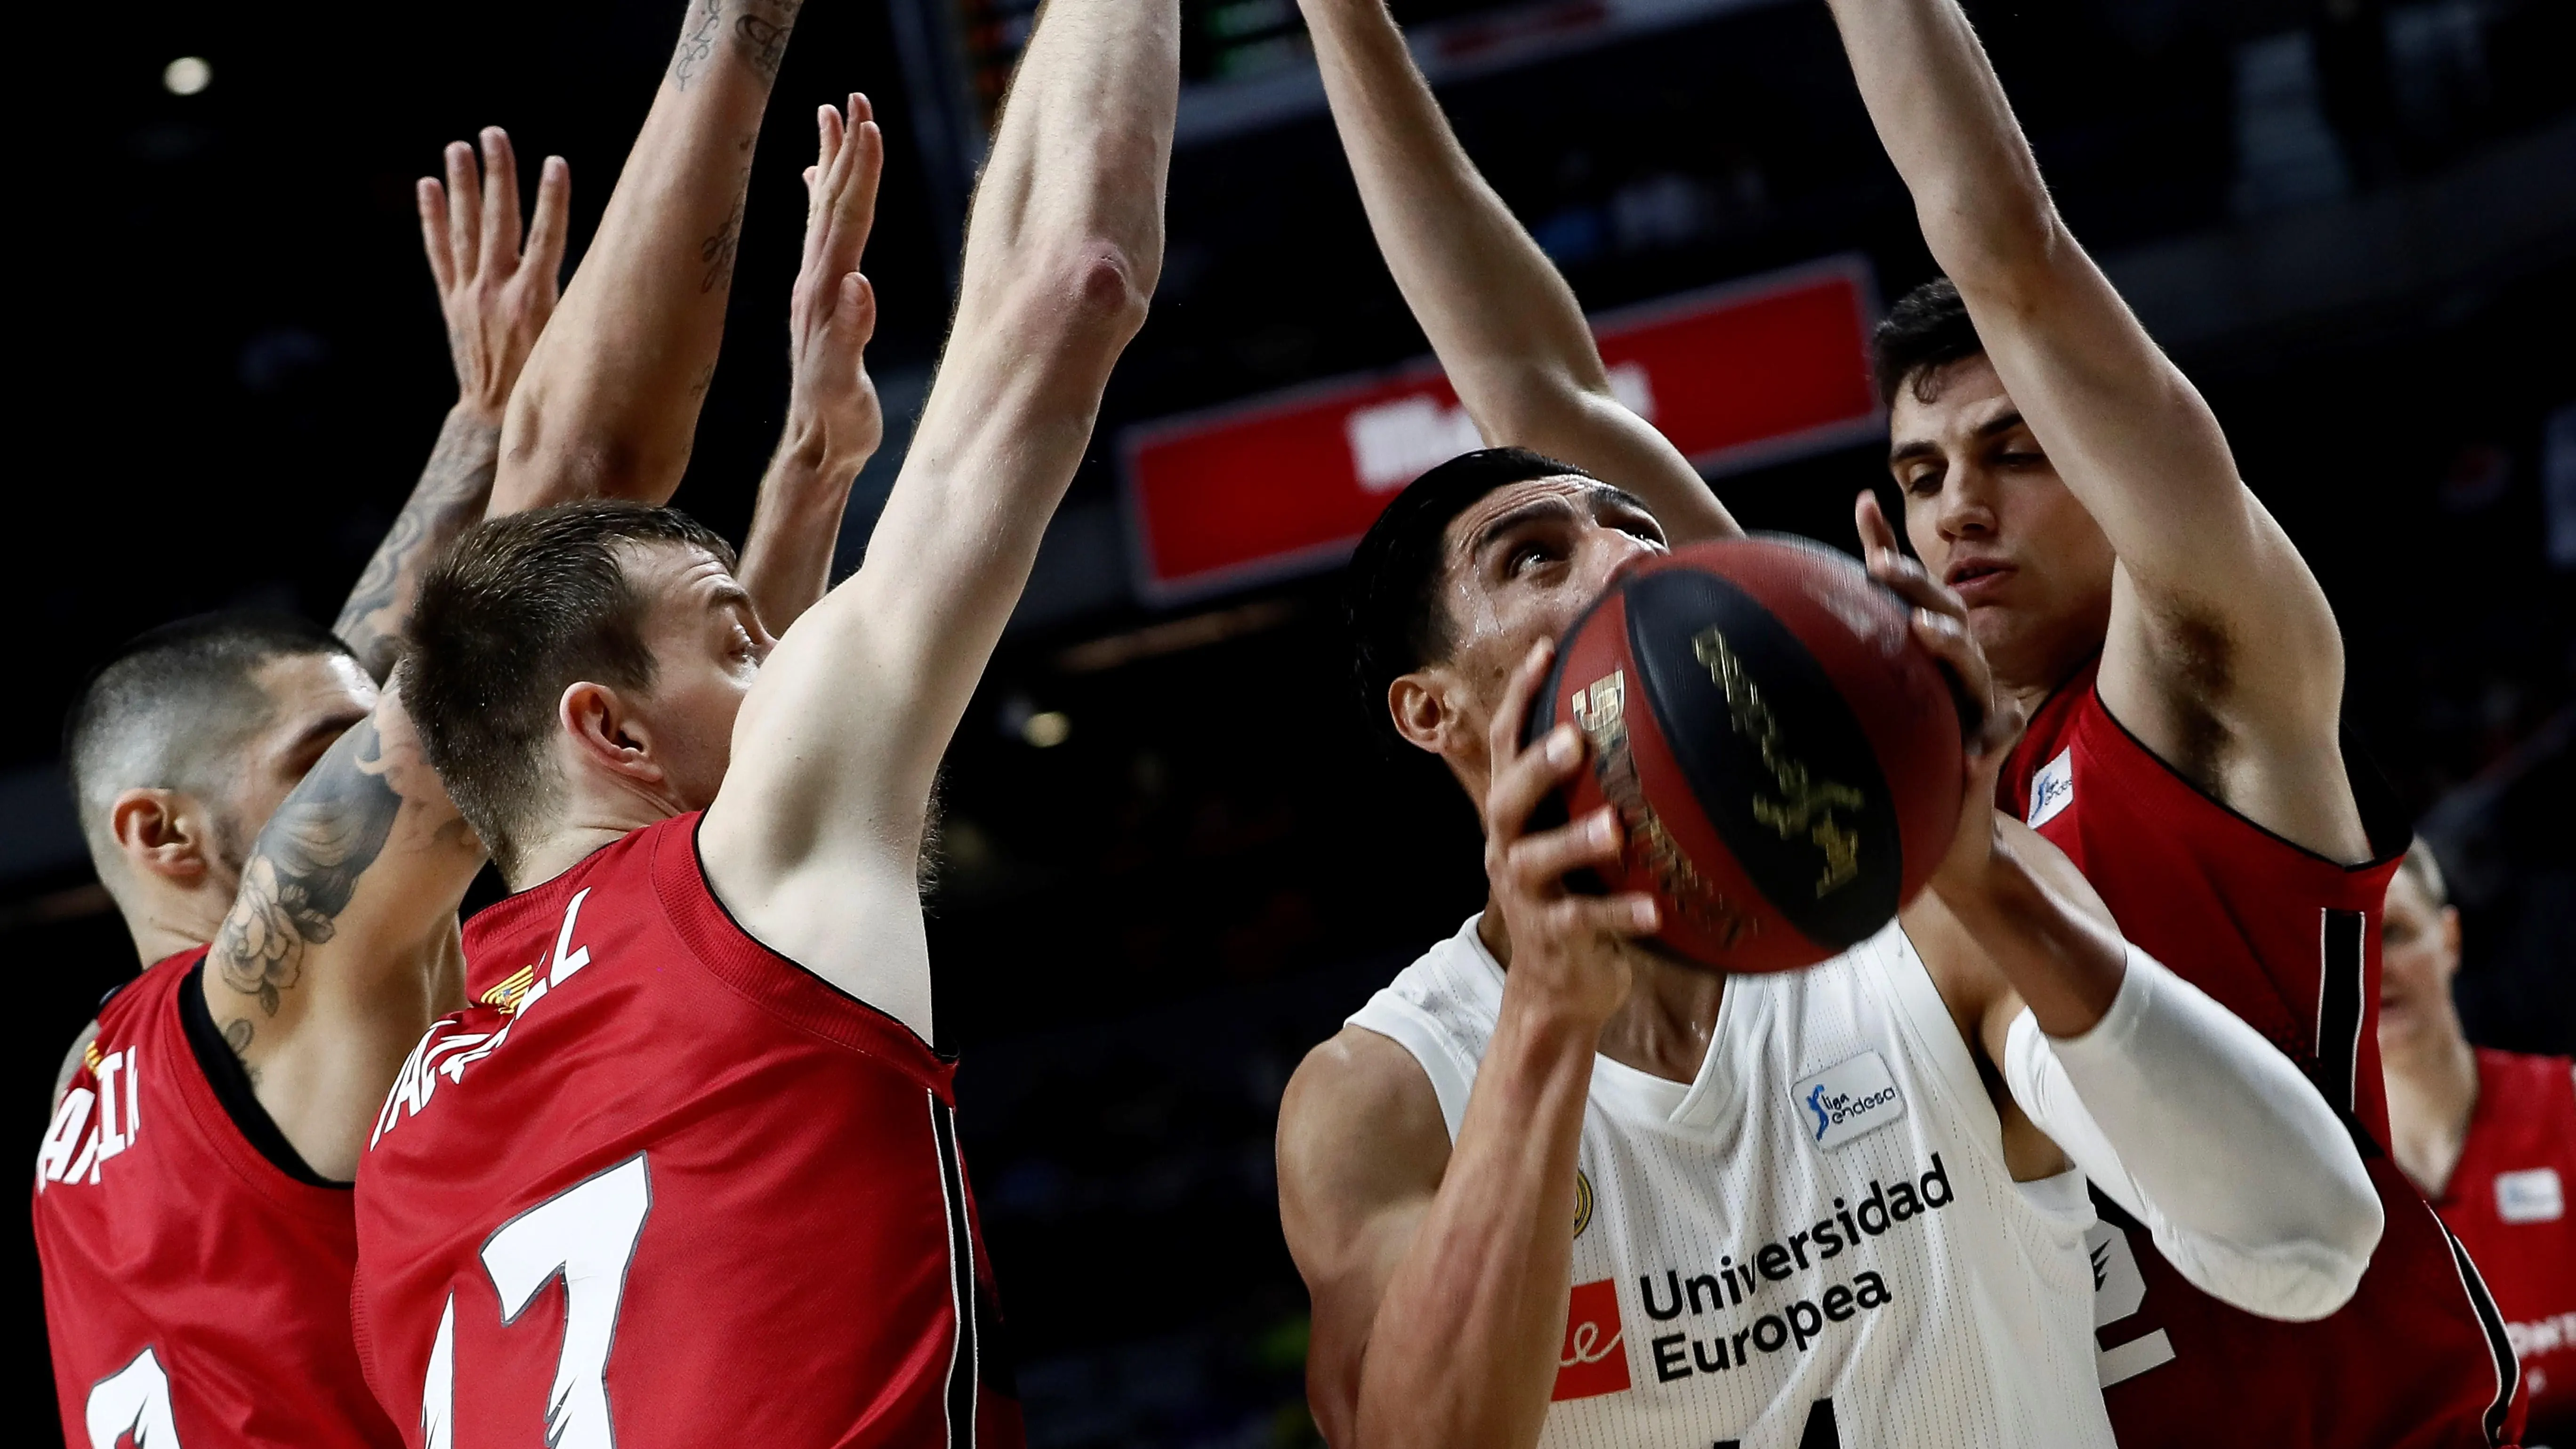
[1553,1279,1633,1401]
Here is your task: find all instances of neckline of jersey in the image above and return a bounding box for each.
[1453,913,1743,1132]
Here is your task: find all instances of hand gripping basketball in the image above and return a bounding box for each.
[1525,524,1971,973]
[1481,639,1663,1026]
[1853,491,2027,897]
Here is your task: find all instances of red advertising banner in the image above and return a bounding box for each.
[1120,255,1881,601]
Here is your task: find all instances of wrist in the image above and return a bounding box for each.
[449,397,506,433]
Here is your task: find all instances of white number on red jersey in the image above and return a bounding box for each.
[87,1345,181,1449]
[421,1153,652,1448]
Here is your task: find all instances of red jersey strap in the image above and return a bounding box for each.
[653,814,955,1094]
[99,950,352,1223]
[459,816,953,1095]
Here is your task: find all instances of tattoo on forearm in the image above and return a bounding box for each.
[335,411,499,681]
[732,0,801,80]
[700,192,747,295]
[673,0,800,89]
[212,720,404,1018]
[673,0,724,89]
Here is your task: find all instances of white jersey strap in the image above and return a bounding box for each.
[1348,989,1476,1143]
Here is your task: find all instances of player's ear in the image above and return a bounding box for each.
[109,788,211,885]
[560,680,666,785]
[1387,670,1455,757]
[2437,905,2463,975]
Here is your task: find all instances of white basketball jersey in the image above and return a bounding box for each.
[1347,916,2115,1449]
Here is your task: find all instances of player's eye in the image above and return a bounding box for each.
[1902,468,1942,497]
[1509,540,1560,575]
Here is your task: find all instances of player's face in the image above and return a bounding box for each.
[217,653,378,883]
[1887,356,2116,693]
[1429,476,1668,757]
[621,541,775,813]
[2377,869,2463,1055]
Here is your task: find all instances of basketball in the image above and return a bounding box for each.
[1527,537,1967,973]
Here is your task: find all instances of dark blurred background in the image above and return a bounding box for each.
[10,0,2573,1441]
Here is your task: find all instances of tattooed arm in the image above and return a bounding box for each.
[202,693,484,1180]
[335,130,570,680]
[489,0,810,513]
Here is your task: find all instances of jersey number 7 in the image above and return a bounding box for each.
[422,1154,653,1448]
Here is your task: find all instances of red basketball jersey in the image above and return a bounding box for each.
[2002,662,2526,1449]
[2434,1050,2576,1441]
[33,949,402,1449]
[351,814,1023,1448]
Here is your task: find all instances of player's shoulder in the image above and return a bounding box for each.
[2476,1047,2576,1113]
[1278,1024,1450,1223]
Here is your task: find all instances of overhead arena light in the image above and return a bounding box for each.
[163,57,212,96]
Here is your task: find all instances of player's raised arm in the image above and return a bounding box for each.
[488,0,808,512]
[697,0,1180,1032]
[336,129,569,681]
[735,101,889,634]
[1297,0,1735,543]
[1821,0,2354,843]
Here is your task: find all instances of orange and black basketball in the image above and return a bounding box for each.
[1528,537,1967,973]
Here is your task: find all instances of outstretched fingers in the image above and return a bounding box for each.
[415,177,455,293]
[478,128,523,278]
[524,155,572,299]
[1483,641,1577,845]
[442,140,482,284]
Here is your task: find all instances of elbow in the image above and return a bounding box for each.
[1030,239,1156,345]
[2159,1173,2384,1324]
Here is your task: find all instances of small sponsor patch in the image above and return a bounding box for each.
[2027,746,2075,829]
[2497,1167,2564,1224]
[1794,1051,1906,1151]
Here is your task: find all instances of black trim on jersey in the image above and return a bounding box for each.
[2441,1221,2522,1445]
[1797,1398,1843,1449]
[2085,686,2412,871]
[177,958,342,1188]
[931,1096,979,1449]
[2315,909,2366,1115]
[684,816,957,1063]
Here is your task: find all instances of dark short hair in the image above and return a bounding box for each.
[400,501,738,878]
[64,611,355,863]
[1344,446,1595,747]
[1872,277,1985,407]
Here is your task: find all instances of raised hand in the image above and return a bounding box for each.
[1856,490,2025,893]
[337,129,571,681]
[737,96,888,635]
[784,96,886,481]
[1482,638,1660,1026]
[417,128,570,422]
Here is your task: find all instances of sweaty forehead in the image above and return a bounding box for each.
[615,539,737,599]
[1439,475,1631,563]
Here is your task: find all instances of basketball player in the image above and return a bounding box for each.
[1275,4,2382,1441]
[2383,840,2576,1440]
[346,1,1178,1441]
[38,8,877,1428]
[1824,0,2526,1438]
[36,127,567,1448]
